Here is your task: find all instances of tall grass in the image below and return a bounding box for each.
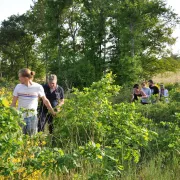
[121,155,180,180]
[44,154,180,180]
[153,71,180,84]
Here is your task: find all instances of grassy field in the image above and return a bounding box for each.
[153,71,180,84]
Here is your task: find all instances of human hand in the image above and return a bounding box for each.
[52,111,57,116]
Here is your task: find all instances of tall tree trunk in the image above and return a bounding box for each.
[45,43,48,82]
[130,22,135,57]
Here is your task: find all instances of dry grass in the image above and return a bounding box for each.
[153,71,180,84]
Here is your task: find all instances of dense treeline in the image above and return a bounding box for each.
[0,0,180,89]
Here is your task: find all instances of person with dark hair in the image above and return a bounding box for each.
[131,84,147,103]
[38,74,64,134]
[11,68,56,136]
[148,80,159,95]
[148,80,159,103]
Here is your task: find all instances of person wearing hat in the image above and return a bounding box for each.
[38,74,64,134]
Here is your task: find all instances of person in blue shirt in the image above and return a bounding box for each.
[141,82,151,104]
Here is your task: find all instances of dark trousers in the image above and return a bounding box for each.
[38,111,54,134]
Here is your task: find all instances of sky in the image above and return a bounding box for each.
[166,0,180,54]
[0,0,180,54]
[0,0,33,21]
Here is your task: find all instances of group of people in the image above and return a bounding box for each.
[11,68,64,136]
[10,68,169,135]
[131,80,169,104]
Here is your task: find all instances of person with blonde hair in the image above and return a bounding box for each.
[11,68,56,135]
[141,82,151,104]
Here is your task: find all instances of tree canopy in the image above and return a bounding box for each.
[0,0,179,87]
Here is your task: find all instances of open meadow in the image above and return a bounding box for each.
[153,71,180,84]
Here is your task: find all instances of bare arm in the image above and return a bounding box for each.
[59,99,64,106]
[11,96,18,107]
[41,96,56,115]
[131,94,134,102]
[141,90,147,98]
[131,89,135,102]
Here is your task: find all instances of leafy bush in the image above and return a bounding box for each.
[136,102,180,123]
[0,73,179,179]
[0,98,78,179]
[53,73,157,178]
[136,102,180,159]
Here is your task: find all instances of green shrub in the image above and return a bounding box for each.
[136,102,180,123]
[0,73,180,179]
[136,102,180,158]
[53,73,157,178]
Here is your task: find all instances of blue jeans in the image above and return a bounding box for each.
[23,115,38,136]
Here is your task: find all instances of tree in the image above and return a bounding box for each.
[107,0,179,84]
[1,0,179,86]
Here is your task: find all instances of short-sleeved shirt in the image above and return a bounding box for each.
[40,84,64,112]
[13,82,45,117]
[141,87,151,103]
[149,85,159,95]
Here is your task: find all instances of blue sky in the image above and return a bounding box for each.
[0,0,179,54]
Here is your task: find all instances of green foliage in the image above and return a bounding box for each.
[0,73,180,179]
[0,14,45,80]
[141,56,180,79]
[121,155,180,180]
[53,73,157,178]
[0,98,23,177]
[136,102,180,158]
[111,86,132,103]
[1,0,179,87]
[0,99,78,179]
[169,87,180,102]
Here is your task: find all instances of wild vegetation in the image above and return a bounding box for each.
[0,73,180,179]
[0,0,180,88]
[0,0,180,179]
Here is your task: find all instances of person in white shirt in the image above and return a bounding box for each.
[11,68,56,135]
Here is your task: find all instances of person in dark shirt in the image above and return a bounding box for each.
[38,74,64,134]
[148,80,159,103]
[131,84,147,103]
[148,80,159,95]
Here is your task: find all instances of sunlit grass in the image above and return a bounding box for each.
[153,71,180,84]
